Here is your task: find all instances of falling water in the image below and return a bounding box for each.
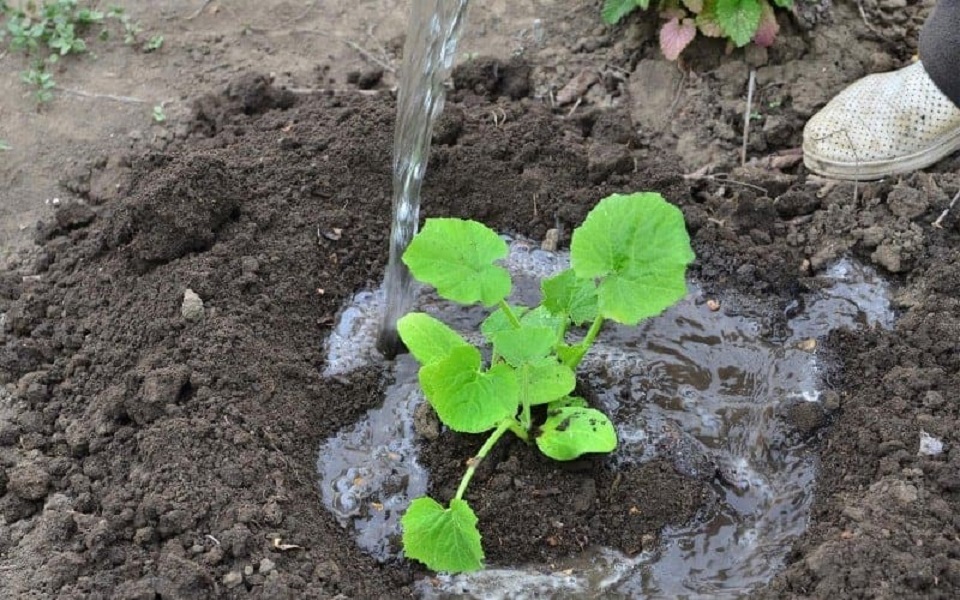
[376,0,471,358]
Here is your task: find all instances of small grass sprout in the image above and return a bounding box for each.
[1,1,157,103]
[397,192,695,573]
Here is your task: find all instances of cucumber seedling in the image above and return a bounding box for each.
[397,192,694,572]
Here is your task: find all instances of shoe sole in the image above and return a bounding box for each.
[803,126,960,181]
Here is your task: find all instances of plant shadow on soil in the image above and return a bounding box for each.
[1,55,960,599]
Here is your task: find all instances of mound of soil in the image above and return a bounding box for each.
[2,49,960,600]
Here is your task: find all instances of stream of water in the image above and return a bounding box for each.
[376,0,471,358]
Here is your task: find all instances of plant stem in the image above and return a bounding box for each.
[454,418,526,501]
[520,365,531,431]
[569,315,604,369]
[498,299,522,329]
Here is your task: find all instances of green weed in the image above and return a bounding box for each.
[0,1,158,104]
[602,0,794,60]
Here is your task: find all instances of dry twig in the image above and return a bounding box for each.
[57,87,148,104]
[932,188,960,228]
[343,40,396,73]
[186,0,214,20]
[684,171,769,195]
[741,69,757,167]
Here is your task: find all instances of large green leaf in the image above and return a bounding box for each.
[397,312,470,366]
[716,0,763,47]
[489,324,556,367]
[402,497,484,573]
[403,218,511,307]
[481,305,562,342]
[601,0,641,24]
[541,269,598,326]
[518,359,576,406]
[536,407,618,461]
[419,346,518,433]
[570,192,694,325]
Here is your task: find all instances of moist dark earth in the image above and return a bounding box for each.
[2,3,960,599]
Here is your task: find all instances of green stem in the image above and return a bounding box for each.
[520,366,531,431]
[498,299,522,329]
[569,315,604,369]
[454,419,526,502]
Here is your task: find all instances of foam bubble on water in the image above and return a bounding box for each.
[317,356,427,559]
[418,547,649,600]
[323,290,384,377]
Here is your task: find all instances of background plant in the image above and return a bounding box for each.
[397,192,694,573]
[0,1,155,103]
[602,0,793,60]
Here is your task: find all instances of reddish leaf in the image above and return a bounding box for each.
[660,17,697,61]
[753,0,779,47]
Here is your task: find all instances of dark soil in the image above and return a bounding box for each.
[2,7,960,599]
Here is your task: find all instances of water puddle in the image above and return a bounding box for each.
[318,244,893,598]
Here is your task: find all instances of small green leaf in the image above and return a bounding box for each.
[402,497,484,573]
[489,325,555,367]
[536,407,618,461]
[771,0,792,7]
[403,218,511,307]
[716,0,763,47]
[541,269,598,325]
[519,359,576,406]
[419,346,518,433]
[571,192,694,326]
[397,312,470,366]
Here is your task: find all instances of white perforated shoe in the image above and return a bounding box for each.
[803,61,960,180]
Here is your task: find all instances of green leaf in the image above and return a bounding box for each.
[571,192,694,326]
[716,0,763,47]
[519,359,576,406]
[402,497,484,573]
[481,305,562,342]
[536,407,618,461]
[480,303,529,339]
[489,325,555,367]
[541,269,598,325]
[419,346,518,433]
[771,0,792,7]
[403,218,511,307]
[696,0,726,37]
[548,396,589,410]
[519,305,564,331]
[601,0,639,24]
[556,342,587,368]
[397,312,470,366]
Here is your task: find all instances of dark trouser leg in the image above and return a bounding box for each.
[921,0,960,107]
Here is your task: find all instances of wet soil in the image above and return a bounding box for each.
[2,1,960,599]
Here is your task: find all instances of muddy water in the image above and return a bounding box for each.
[319,242,893,598]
